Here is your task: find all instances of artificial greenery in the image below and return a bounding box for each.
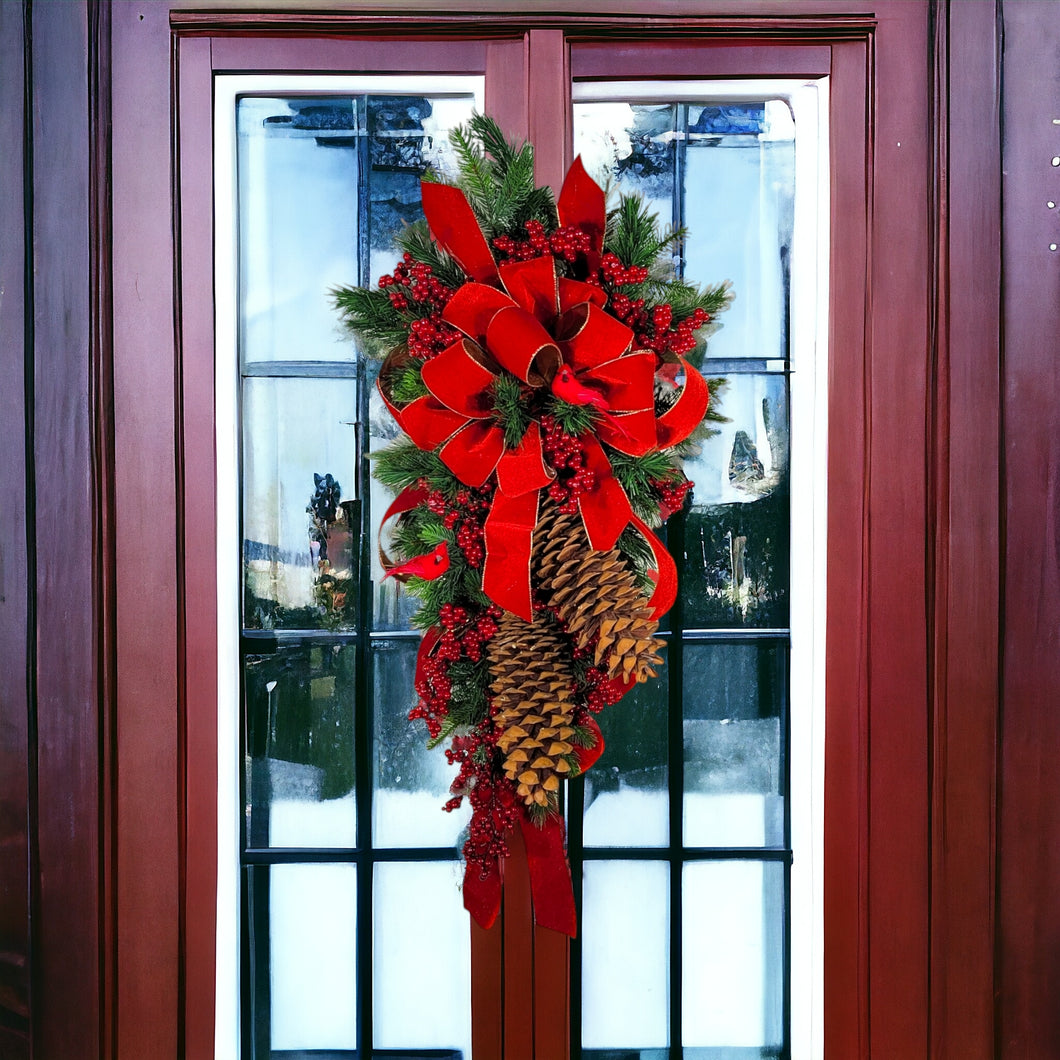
[444,113,558,238]
[371,439,462,497]
[491,372,531,447]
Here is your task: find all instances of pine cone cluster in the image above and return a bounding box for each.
[533,505,664,683]
[488,612,578,812]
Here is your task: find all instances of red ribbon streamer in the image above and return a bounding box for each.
[463,858,503,931]
[482,490,540,621]
[518,814,578,936]
[420,182,501,287]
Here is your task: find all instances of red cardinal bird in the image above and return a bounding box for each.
[550,365,633,442]
[382,541,450,581]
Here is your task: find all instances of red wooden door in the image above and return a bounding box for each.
[82,4,1004,1058]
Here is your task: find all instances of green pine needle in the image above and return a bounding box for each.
[395,221,467,289]
[616,526,660,593]
[372,438,462,497]
[331,286,407,356]
[546,396,596,437]
[608,448,680,524]
[385,362,428,404]
[605,194,681,270]
[426,716,459,750]
[492,373,531,447]
[445,115,557,240]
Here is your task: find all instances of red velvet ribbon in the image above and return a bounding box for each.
[519,814,578,936]
[461,712,607,936]
[557,155,606,276]
[463,857,503,931]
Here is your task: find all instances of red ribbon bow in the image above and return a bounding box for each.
[379,159,706,622]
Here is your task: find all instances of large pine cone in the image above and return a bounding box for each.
[533,505,664,683]
[488,612,578,813]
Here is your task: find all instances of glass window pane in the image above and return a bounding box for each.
[573,102,677,229]
[583,656,669,848]
[682,373,789,628]
[246,863,357,1052]
[582,860,670,1050]
[367,94,476,285]
[372,638,470,847]
[244,641,356,849]
[237,96,361,364]
[683,643,786,848]
[243,376,359,631]
[684,102,795,362]
[682,861,784,1052]
[373,861,471,1056]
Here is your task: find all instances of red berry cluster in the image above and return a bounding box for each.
[655,476,694,513]
[377,254,458,359]
[411,653,452,739]
[541,415,584,469]
[609,292,711,359]
[490,219,592,265]
[407,315,459,360]
[600,251,649,286]
[583,665,628,714]
[457,521,484,568]
[414,485,493,569]
[492,219,552,262]
[548,225,593,263]
[541,415,598,514]
[450,737,520,878]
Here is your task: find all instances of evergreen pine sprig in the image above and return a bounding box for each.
[394,220,467,289]
[609,448,680,525]
[444,114,557,240]
[331,287,408,356]
[385,361,428,404]
[546,396,597,437]
[605,193,683,269]
[391,508,451,561]
[615,525,659,594]
[492,373,531,447]
[372,438,462,498]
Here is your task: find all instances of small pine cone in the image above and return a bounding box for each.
[534,504,664,683]
[488,612,578,813]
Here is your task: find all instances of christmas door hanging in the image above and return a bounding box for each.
[334,116,731,935]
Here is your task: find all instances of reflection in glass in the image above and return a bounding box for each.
[244,642,356,848]
[246,863,357,1052]
[238,96,360,364]
[243,376,358,630]
[683,643,785,848]
[683,861,784,1051]
[573,102,676,235]
[582,860,670,1050]
[682,373,789,628]
[372,639,469,847]
[373,861,472,1056]
[367,95,476,286]
[684,102,795,362]
[369,360,423,632]
[583,654,669,848]
[574,100,795,362]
